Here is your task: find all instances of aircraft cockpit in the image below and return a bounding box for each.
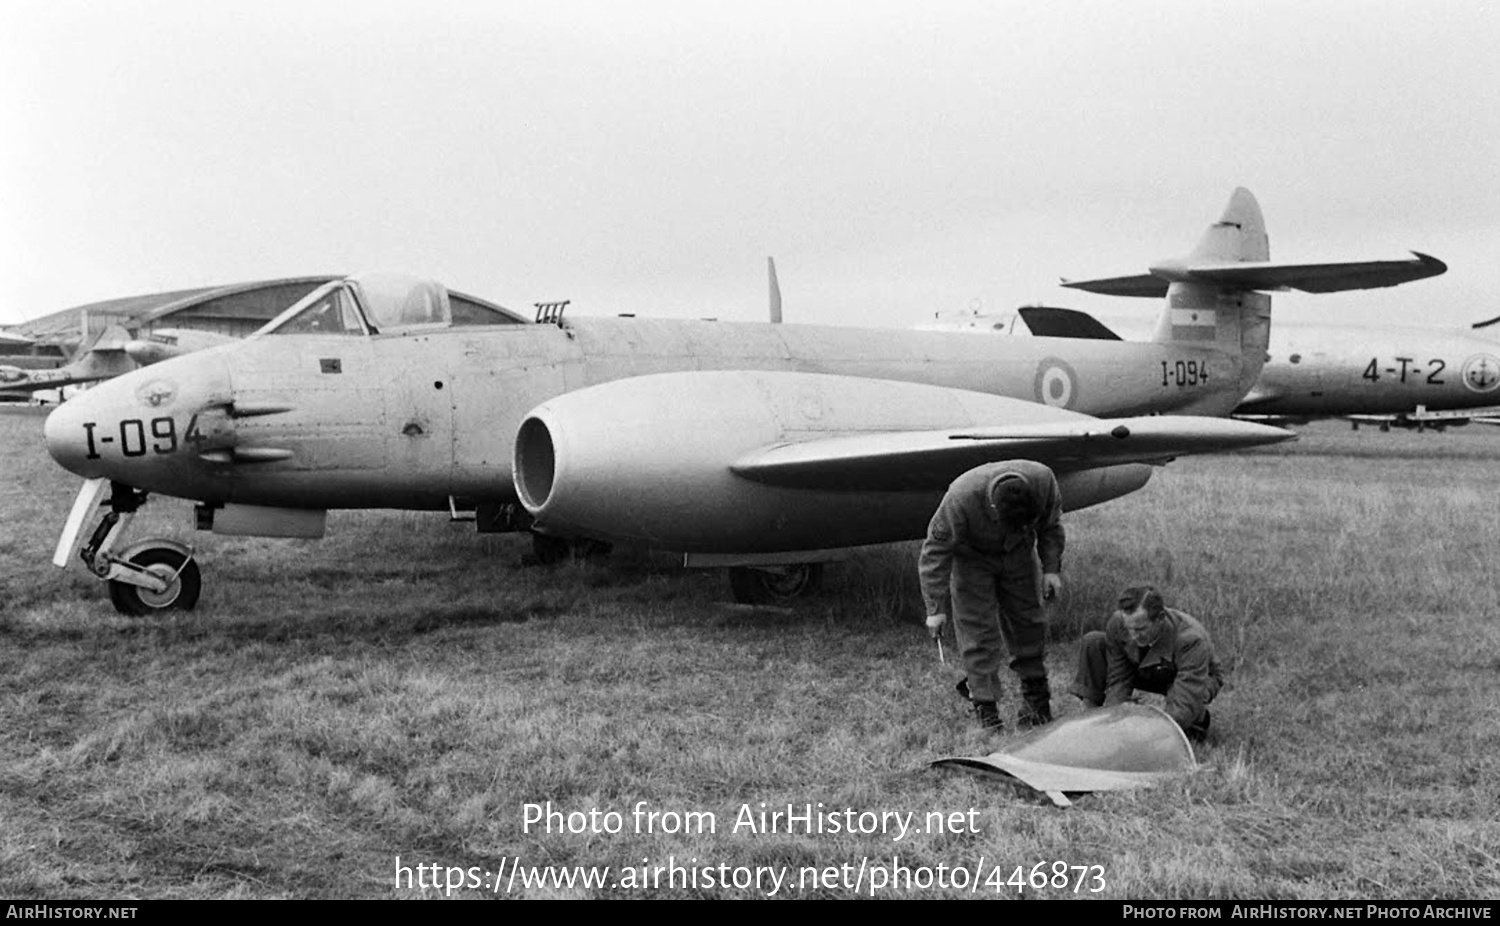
[255,273,453,337]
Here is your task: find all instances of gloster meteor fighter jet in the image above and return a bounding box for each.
[42,191,1435,614]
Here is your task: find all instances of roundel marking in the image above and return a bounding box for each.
[135,378,179,409]
[1033,357,1078,409]
[1461,354,1500,393]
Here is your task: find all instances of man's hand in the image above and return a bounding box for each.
[1043,573,1063,601]
[925,613,948,637]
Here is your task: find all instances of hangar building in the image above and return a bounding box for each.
[7,275,525,347]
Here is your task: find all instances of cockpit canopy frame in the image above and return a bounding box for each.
[254,273,453,338]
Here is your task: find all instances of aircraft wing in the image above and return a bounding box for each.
[1063,252,1446,297]
[730,416,1294,491]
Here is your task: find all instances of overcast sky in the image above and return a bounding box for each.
[3,0,1496,332]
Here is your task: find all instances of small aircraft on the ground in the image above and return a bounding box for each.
[0,326,137,393]
[0,326,243,396]
[41,191,1439,613]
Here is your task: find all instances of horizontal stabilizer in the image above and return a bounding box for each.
[731,416,1294,491]
[1063,252,1445,298]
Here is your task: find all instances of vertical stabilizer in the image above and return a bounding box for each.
[1187,187,1268,263]
[1059,186,1445,414]
[1149,189,1273,403]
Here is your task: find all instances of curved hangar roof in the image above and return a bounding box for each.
[13,276,526,343]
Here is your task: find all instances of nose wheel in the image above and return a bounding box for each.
[106,545,202,616]
[54,480,204,616]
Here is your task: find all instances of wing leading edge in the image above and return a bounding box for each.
[730,415,1295,492]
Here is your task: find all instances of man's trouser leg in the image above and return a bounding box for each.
[1069,631,1109,706]
[950,557,1005,706]
[996,553,1050,725]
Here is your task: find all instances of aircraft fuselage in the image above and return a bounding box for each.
[1241,324,1500,416]
[45,317,1243,511]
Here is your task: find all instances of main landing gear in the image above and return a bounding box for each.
[527,530,826,605]
[58,478,201,616]
[727,563,824,605]
[528,531,614,565]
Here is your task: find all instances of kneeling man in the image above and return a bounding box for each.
[1071,585,1223,742]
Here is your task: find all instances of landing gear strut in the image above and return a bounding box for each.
[57,478,201,616]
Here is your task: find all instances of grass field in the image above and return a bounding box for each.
[1,404,1497,899]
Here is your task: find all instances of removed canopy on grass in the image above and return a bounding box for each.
[932,703,1196,807]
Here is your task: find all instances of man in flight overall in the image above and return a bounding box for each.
[919,460,1064,731]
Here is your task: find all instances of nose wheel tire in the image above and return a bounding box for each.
[728,563,824,605]
[107,546,202,616]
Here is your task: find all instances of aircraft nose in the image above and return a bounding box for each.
[44,352,232,485]
[44,388,108,478]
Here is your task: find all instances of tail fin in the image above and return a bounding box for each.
[1060,188,1274,400]
[1185,187,1268,263]
[1061,186,1448,411]
[1157,190,1272,401]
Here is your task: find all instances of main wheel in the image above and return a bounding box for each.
[531,532,573,565]
[728,563,824,605]
[530,533,614,565]
[107,546,202,616]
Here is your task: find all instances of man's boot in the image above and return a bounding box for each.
[1017,677,1053,728]
[972,700,1004,731]
[1184,708,1211,743]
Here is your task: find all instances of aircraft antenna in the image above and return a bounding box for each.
[768,257,782,324]
[533,300,570,327]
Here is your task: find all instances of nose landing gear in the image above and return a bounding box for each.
[56,478,202,616]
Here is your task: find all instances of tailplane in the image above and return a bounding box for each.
[1060,187,1446,405]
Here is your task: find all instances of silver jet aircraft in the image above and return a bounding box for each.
[41,193,1431,614]
[0,326,137,393]
[1237,318,1500,429]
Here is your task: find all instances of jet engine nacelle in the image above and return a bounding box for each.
[513,370,1151,554]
